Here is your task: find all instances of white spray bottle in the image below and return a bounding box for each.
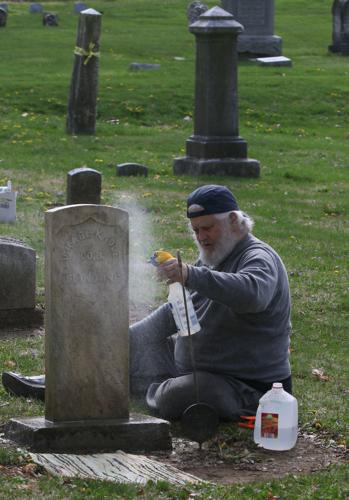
[149,250,201,336]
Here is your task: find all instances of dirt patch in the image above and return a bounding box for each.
[149,430,348,484]
[1,431,346,485]
[0,327,44,341]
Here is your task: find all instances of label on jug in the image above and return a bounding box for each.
[261,412,279,438]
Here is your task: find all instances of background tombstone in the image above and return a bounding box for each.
[66,8,102,135]
[187,1,208,24]
[43,12,58,27]
[173,6,260,177]
[0,3,8,11]
[0,237,42,329]
[74,2,87,14]
[329,0,346,52]
[29,3,43,14]
[340,0,349,54]
[221,0,282,56]
[5,205,171,452]
[0,237,35,310]
[66,167,101,204]
[0,6,7,26]
[116,163,148,177]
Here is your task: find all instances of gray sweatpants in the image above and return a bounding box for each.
[129,305,264,421]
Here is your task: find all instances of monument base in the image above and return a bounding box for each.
[173,156,260,177]
[328,43,341,53]
[5,413,172,453]
[237,35,282,56]
[0,307,44,330]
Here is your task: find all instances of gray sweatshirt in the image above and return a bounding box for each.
[174,233,291,384]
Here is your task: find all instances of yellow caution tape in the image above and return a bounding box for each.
[74,42,100,65]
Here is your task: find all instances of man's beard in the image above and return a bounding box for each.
[194,230,238,268]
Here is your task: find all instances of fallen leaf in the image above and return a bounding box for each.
[311,368,329,381]
[22,463,38,476]
[267,492,280,500]
[4,359,17,368]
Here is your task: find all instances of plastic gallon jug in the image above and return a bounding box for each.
[168,282,201,336]
[254,382,298,451]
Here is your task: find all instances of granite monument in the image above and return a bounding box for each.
[221,0,282,56]
[173,6,260,177]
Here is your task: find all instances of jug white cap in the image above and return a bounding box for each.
[272,382,283,389]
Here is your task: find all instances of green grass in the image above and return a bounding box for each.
[0,462,349,498]
[1,0,349,496]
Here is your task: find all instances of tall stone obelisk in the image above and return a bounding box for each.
[173,6,260,177]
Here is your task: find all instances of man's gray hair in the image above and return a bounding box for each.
[214,210,254,233]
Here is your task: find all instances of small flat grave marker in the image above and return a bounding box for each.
[129,63,161,71]
[254,55,292,66]
[29,3,43,13]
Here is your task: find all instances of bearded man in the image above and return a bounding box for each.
[2,185,292,423]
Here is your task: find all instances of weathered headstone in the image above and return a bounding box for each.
[5,205,171,452]
[0,6,7,27]
[187,1,208,24]
[173,6,260,177]
[45,205,129,422]
[116,163,148,177]
[221,0,282,56]
[74,2,87,14]
[0,237,43,329]
[66,167,101,204]
[29,3,43,14]
[66,8,102,135]
[43,12,58,27]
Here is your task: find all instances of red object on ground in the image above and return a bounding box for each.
[238,415,256,429]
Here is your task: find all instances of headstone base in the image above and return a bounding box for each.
[5,414,172,453]
[237,35,282,56]
[173,156,260,177]
[328,43,342,53]
[0,307,44,330]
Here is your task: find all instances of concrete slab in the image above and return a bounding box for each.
[29,450,202,484]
